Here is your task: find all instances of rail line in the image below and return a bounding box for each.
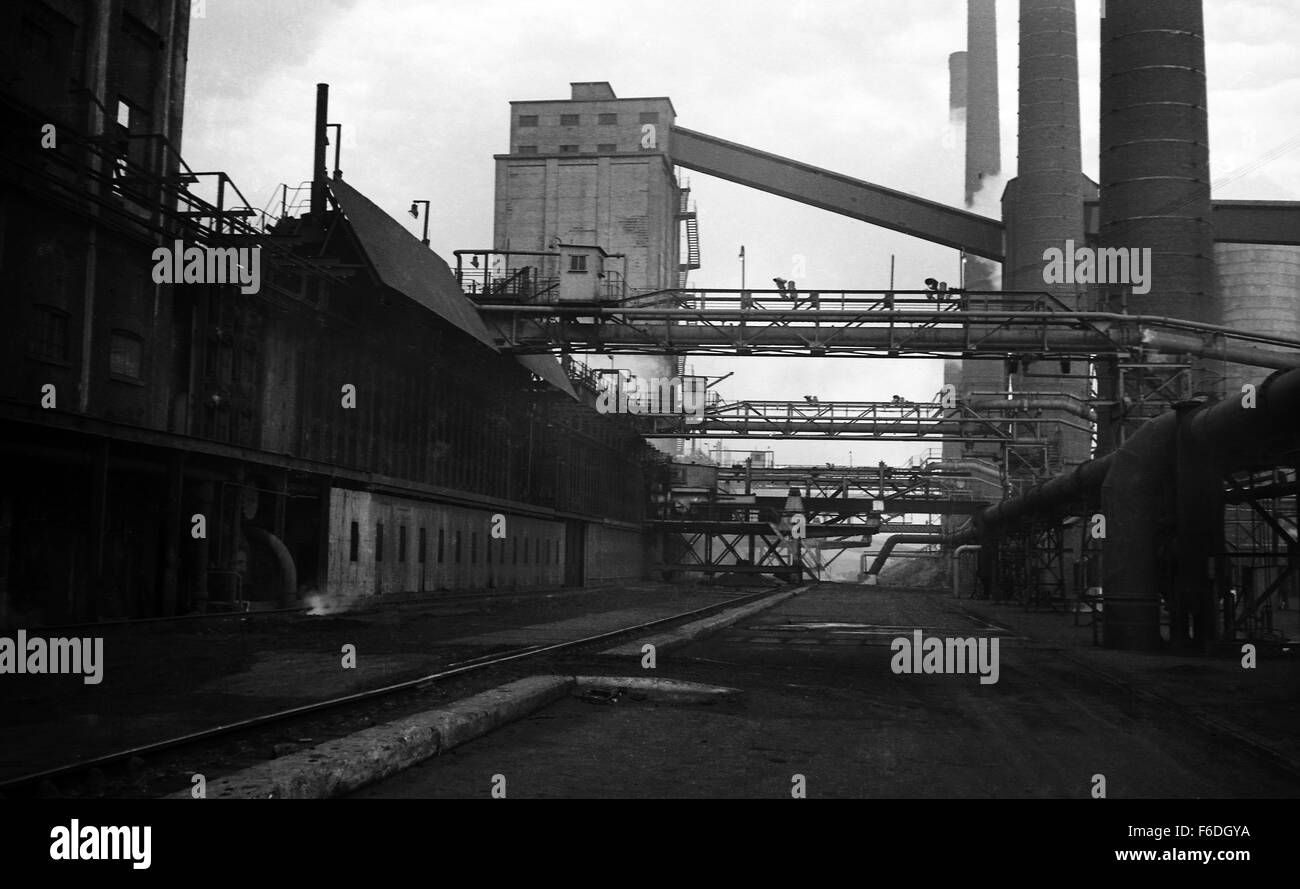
[0,586,784,796]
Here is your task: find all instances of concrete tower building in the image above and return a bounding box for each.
[493,82,692,454]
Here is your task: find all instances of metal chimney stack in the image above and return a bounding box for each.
[945,0,1005,467]
[1007,0,1090,468]
[311,83,329,219]
[965,0,1001,207]
[1098,0,1216,436]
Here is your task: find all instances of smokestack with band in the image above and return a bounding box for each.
[1008,0,1090,467]
[1097,0,1216,451]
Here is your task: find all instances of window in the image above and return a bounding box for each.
[116,99,131,129]
[375,522,384,562]
[29,305,69,362]
[398,525,407,562]
[471,532,478,564]
[639,111,659,124]
[568,254,588,273]
[559,144,578,153]
[598,112,618,125]
[517,145,538,155]
[350,522,360,562]
[518,114,538,127]
[419,527,427,564]
[438,528,445,563]
[109,331,143,380]
[597,143,617,153]
[560,113,580,126]
[454,531,462,563]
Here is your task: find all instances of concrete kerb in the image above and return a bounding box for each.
[166,587,805,799]
[167,675,573,799]
[599,584,811,657]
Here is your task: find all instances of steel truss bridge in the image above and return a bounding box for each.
[639,397,1094,442]
[653,460,992,579]
[475,289,1300,367]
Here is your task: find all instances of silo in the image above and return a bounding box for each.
[1214,244,1300,394]
[1216,242,1300,606]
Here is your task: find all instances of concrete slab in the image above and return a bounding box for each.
[168,675,573,799]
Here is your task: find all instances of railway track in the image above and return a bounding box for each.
[0,585,782,798]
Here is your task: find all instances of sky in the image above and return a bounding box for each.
[182,0,1300,469]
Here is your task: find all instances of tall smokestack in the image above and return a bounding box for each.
[965,0,1000,207]
[1098,0,1216,436]
[949,51,968,127]
[312,83,329,218]
[948,0,1005,467]
[1008,0,1090,467]
[1098,0,1218,652]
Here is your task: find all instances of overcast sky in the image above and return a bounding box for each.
[182,0,1300,468]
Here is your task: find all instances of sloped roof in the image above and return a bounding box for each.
[330,178,575,398]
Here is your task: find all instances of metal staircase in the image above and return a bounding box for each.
[677,183,700,288]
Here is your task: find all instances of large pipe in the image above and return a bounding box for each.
[961,367,1300,540]
[311,83,329,219]
[969,396,1097,421]
[1141,328,1300,371]
[1099,411,1177,650]
[955,367,1300,649]
[952,544,982,598]
[244,525,298,608]
[863,534,945,583]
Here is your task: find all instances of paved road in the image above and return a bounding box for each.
[353,583,1300,798]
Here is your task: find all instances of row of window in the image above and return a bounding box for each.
[348,521,559,567]
[28,305,143,379]
[519,111,659,128]
[516,144,621,155]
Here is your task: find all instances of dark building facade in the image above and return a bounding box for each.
[1,1,657,625]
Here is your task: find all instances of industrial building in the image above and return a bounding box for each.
[0,3,660,624]
[1,0,1299,813]
[3,0,1298,652]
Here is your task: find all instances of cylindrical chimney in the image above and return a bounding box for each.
[312,83,329,218]
[965,0,1000,207]
[1008,0,1090,467]
[949,51,968,125]
[944,2,1005,470]
[1099,1,1215,396]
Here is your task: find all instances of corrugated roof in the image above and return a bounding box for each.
[330,178,575,399]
